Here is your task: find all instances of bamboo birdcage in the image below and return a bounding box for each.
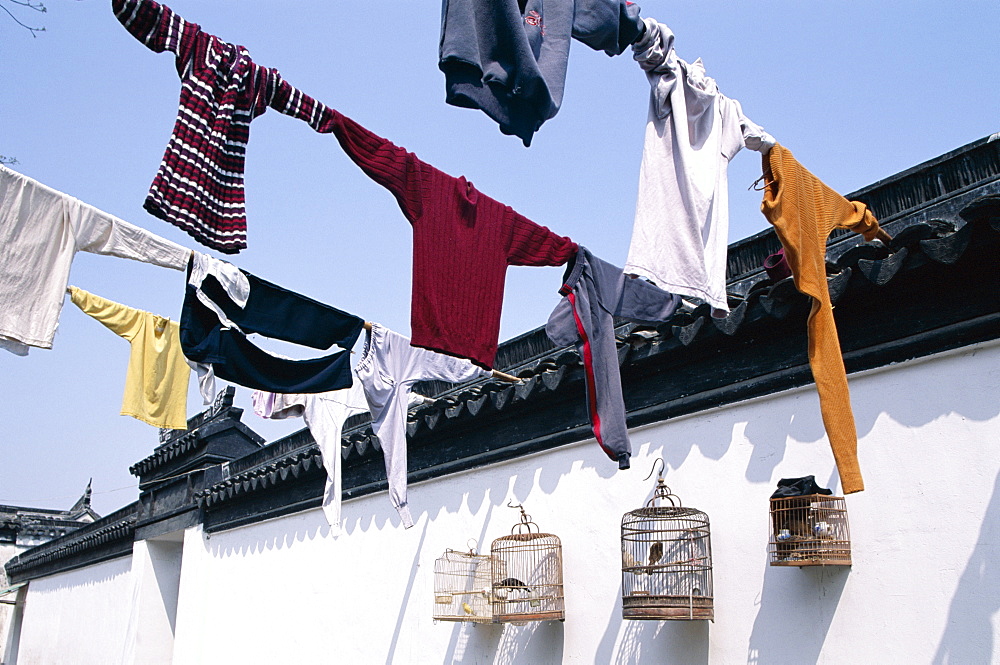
[433,544,494,623]
[490,503,565,624]
[768,494,851,566]
[621,461,714,620]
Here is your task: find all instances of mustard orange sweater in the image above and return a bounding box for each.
[760,145,885,494]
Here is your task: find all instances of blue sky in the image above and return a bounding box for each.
[1,0,997,515]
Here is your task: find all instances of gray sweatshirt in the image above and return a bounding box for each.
[439,0,643,146]
[546,246,681,469]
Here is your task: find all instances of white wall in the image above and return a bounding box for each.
[0,543,23,665]
[121,539,183,665]
[15,556,134,665]
[162,340,1000,665]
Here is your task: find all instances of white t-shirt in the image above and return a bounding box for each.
[624,19,774,315]
[0,165,191,354]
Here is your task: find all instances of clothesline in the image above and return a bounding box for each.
[0,467,202,505]
[359,321,519,383]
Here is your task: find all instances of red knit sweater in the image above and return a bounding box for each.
[328,113,577,368]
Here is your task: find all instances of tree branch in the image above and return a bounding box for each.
[0,0,47,36]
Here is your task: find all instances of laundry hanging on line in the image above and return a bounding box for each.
[253,384,433,533]
[189,252,251,331]
[355,323,492,528]
[114,0,355,254]
[624,17,775,316]
[12,0,873,507]
[0,164,191,357]
[181,262,365,396]
[185,251,254,403]
[114,0,579,371]
[254,383,369,535]
[546,246,681,470]
[69,286,191,430]
[329,111,578,369]
[759,144,891,495]
[439,0,645,146]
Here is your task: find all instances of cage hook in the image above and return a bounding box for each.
[466,538,479,555]
[507,500,538,534]
[643,458,665,483]
[642,458,681,508]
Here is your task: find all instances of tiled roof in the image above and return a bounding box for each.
[130,386,264,479]
[198,448,324,508]
[5,504,138,581]
[0,483,98,545]
[130,430,206,477]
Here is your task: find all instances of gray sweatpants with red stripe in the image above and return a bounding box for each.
[545,246,681,470]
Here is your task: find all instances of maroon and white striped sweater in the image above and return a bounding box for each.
[114,0,336,253]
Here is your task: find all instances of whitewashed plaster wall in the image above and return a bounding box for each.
[162,340,1000,665]
[0,543,22,665]
[15,556,134,665]
[121,538,183,665]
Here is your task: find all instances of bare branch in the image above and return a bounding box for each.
[0,0,47,36]
[0,155,19,166]
[5,0,46,12]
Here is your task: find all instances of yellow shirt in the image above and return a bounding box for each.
[69,286,189,430]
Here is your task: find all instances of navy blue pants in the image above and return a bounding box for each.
[181,270,364,394]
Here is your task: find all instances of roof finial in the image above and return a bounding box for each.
[70,479,92,514]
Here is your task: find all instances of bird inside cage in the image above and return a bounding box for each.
[491,502,565,622]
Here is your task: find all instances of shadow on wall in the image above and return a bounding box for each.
[853,346,1000,437]
[441,620,564,665]
[385,521,429,665]
[614,620,709,665]
[208,516,333,559]
[654,410,738,474]
[208,346,1000,561]
[746,564,849,665]
[17,554,132,593]
[592,580,710,665]
[742,347,1000,490]
[417,434,620,529]
[932,467,1000,665]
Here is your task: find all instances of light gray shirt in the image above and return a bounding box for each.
[356,323,490,528]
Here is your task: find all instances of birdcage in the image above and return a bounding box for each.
[768,494,851,566]
[433,544,494,623]
[490,503,565,624]
[621,461,713,620]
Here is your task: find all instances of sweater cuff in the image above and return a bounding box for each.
[397,503,414,529]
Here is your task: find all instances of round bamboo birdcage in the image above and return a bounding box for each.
[768,494,851,566]
[490,503,565,624]
[621,462,713,620]
[432,543,494,623]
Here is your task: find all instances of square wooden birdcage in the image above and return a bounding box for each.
[433,547,494,623]
[621,464,713,620]
[768,494,851,566]
[490,504,565,624]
